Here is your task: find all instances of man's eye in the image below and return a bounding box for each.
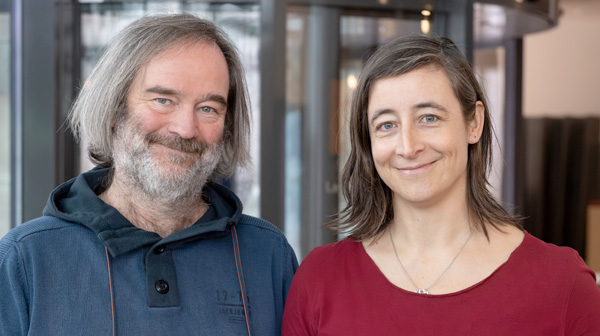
[156,98,169,105]
[200,106,215,113]
[423,115,438,123]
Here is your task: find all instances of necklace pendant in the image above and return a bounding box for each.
[416,289,429,294]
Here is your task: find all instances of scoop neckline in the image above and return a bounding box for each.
[357,230,529,298]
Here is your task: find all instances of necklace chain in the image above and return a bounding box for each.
[388,228,472,295]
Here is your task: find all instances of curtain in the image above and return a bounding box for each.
[521,117,600,257]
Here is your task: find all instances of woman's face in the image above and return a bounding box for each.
[367,66,483,208]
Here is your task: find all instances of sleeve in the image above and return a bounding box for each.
[274,236,300,336]
[282,262,316,336]
[564,255,600,335]
[0,237,30,336]
[282,240,299,302]
[282,246,330,336]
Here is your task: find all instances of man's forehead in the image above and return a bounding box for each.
[131,40,229,89]
[148,40,223,66]
[129,40,231,105]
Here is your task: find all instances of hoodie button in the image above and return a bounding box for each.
[155,280,169,294]
[154,245,166,254]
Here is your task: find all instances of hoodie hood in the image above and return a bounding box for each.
[43,167,244,257]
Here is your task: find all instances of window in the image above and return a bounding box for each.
[0,5,11,238]
[77,1,261,216]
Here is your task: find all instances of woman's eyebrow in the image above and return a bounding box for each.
[412,101,449,113]
[369,108,393,126]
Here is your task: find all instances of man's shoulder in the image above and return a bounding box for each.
[2,216,80,244]
[235,215,297,260]
[0,216,90,259]
[236,214,286,238]
[0,217,82,267]
[234,215,299,271]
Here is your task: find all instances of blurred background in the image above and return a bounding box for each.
[0,0,598,273]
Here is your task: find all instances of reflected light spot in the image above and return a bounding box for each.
[421,19,431,34]
[346,74,358,90]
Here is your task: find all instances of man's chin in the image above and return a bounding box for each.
[137,173,207,200]
[149,142,198,159]
[150,154,200,170]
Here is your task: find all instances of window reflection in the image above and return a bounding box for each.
[0,10,10,238]
[284,10,423,256]
[474,46,506,198]
[78,2,261,217]
[285,8,307,257]
[337,15,421,238]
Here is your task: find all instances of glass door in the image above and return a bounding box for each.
[76,1,262,216]
[0,1,10,238]
[285,1,472,258]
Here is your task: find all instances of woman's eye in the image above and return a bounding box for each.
[423,115,438,123]
[380,122,394,130]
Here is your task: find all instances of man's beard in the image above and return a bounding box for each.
[111,116,224,205]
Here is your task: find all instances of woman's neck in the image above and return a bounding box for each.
[389,192,472,250]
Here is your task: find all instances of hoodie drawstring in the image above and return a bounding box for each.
[104,229,249,336]
[105,247,116,336]
[231,225,251,336]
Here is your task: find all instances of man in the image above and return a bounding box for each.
[0,13,297,335]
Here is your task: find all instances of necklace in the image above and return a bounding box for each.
[388,228,472,295]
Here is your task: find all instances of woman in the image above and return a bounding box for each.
[282,35,600,335]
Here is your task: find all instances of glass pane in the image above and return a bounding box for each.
[78,1,261,217]
[284,8,307,257]
[338,15,421,219]
[474,46,506,199]
[284,9,425,255]
[0,5,10,238]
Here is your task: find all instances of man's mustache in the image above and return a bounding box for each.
[145,133,209,154]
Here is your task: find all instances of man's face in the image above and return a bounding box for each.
[112,41,230,202]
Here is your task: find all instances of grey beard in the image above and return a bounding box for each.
[112,120,224,206]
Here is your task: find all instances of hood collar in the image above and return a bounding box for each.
[43,167,244,257]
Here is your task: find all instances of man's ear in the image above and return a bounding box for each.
[468,101,485,144]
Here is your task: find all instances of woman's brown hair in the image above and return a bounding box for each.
[328,35,521,241]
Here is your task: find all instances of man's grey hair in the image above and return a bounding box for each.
[69,13,250,177]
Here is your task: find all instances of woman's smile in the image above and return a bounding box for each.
[395,160,437,176]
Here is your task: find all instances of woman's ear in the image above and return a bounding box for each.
[468,101,485,144]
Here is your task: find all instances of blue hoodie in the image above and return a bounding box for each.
[0,168,298,335]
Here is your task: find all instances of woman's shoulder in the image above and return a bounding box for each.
[304,238,361,262]
[510,231,594,282]
[295,238,364,276]
[520,231,584,263]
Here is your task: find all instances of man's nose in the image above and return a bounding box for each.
[167,106,199,140]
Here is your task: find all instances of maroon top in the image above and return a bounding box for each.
[283,232,600,335]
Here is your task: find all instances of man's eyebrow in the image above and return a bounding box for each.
[145,86,227,107]
[201,93,228,107]
[145,85,179,96]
